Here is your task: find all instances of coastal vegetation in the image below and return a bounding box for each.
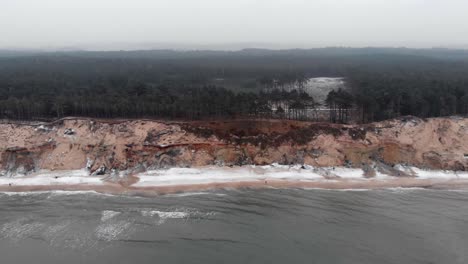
[1,48,468,123]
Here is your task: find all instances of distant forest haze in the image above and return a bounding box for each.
[0,48,468,123]
[2,0,468,49]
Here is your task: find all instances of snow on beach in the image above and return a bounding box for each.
[0,169,103,186]
[133,165,382,187]
[1,165,468,191]
[135,165,323,187]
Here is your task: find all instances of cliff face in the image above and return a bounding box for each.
[0,117,467,176]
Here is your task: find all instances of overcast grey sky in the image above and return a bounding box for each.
[1,0,467,50]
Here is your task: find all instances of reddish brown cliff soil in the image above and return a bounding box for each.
[1,116,467,176]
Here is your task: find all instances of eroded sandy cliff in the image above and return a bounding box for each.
[0,117,467,177]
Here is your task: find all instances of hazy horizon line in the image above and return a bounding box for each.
[2,42,468,53]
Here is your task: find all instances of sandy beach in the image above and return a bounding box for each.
[2,165,468,195]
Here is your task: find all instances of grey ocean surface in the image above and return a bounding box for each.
[1,188,468,264]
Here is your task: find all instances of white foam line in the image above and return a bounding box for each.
[0,190,113,197]
[386,187,427,192]
[101,210,121,222]
[163,192,226,197]
[302,188,371,192]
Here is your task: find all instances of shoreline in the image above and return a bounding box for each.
[3,178,468,196]
[2,165,468,195]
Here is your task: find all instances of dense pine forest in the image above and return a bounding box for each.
[1,48,468,123]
